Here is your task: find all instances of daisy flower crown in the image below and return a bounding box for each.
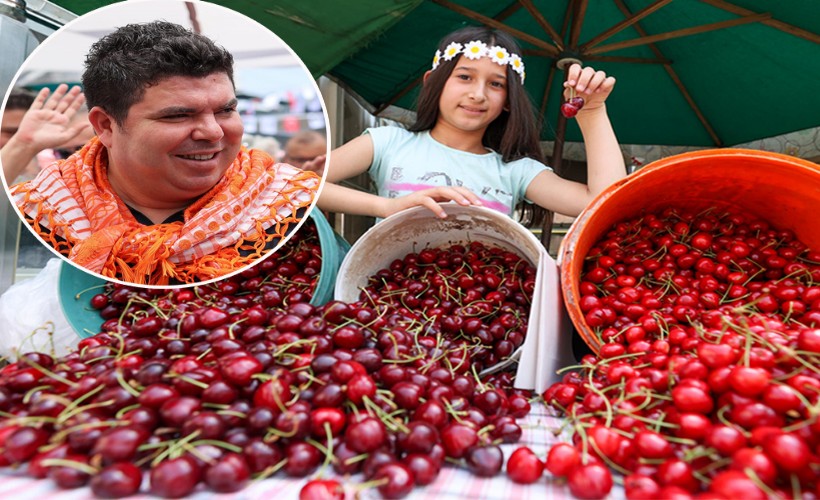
[431,40,526,84]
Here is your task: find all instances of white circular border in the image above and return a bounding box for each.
[0,0,332,290]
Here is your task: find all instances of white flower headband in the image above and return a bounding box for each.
[431,40,526,84]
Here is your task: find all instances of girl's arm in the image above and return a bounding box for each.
[324,133,375,183]
[317,132,482,218]
[525,64,626,217]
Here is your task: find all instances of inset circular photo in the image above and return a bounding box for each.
[1,0,329,287]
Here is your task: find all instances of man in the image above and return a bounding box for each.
[11,21,321,286]
[283,130,327,174]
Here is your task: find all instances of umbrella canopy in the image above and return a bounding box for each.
[325,0,820,149]
[47,0,820,148]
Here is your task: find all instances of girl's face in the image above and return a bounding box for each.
[437,55,509,135]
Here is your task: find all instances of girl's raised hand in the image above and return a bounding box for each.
[563,64,616,113]
[383,186,482,219]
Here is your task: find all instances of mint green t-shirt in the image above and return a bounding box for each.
[366,127,549,216]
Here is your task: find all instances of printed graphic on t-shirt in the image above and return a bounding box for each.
[385,164,512,214]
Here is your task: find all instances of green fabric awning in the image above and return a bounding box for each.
[49,0,820,147]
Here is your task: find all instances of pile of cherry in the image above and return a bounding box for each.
[357,241,536,373]
[540,207,820,498]
[0,224,539,498]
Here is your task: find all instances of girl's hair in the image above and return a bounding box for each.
[409,26,547,227]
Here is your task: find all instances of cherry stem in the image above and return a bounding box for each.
[362,395,408,434]
[587,437,630,476]
[791,473,802,499]
[192,439,243,454]
[17,355,78,389]
[216,408,248,420]
[315,422,335,478]
[57,393,111,425]
[51,419,124,444]
[150,429,201,467]
[744,467,780,497]
[73,283,108,300]
[715,405,751,438]
[264,425,298,441]
[251,457,288,482]
[0,412,55,425]
[181,442,218,466]
[115,403,142,419]
[40,458,99,475]
[115,369,142,397]
[22,384,52,405]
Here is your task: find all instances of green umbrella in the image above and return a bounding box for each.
[51,0,820,153]
[324,0,820,153]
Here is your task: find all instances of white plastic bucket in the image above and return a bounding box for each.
[334,204,573,391]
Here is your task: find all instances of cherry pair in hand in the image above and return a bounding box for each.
[560,96,585,118]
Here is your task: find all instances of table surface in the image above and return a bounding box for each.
[0,403,626,499]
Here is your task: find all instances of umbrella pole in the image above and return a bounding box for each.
[552,109,568,177]
[539,61,576,250]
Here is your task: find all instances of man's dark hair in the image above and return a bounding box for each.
[82,21,235,125]
[5,88,37,110]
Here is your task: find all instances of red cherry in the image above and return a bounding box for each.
[90,463,143,498]
[345,416,387,453]
[709,470,767,500]
[762,432,811,472]
[545,442,580,477]
[204,452,251,493]
[374,462,415,499]
[567,463,613,499]
[402,453,439,486]
[440,423,479,459]
[568,96,585,109]
[149,456,201,498]
[253,377,292,411]
[299,479,345,500]
[624,473,661,499]
[506,446,544,484]
[464,444,503,477]
[560,102,580,118]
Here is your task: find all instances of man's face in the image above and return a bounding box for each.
[0,109,26,147]
[97,73,243,208]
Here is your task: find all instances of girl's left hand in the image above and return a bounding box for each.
[563,64,616,112]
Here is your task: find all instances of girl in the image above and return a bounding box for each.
[316,26,625,221]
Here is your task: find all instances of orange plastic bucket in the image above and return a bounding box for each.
[559,148,820,353]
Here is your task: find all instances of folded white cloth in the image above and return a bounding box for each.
[0,258,80,361]
[514,249,575,394]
